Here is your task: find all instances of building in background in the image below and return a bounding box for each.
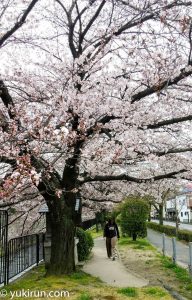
[151,184,192,223]
[165,184,192,223]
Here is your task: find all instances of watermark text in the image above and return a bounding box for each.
[0,289,70,298]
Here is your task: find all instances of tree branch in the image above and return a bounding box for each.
[148,147,192,157]
[0,0,39,48]
[188,20,192,65]
[0,80,15,119]
[93,1,192,51]
[86,115,121,136]
[131,66,192,103]
[0,156,16,166]
[82,196,119,203]
[114,1,192,36]
[82,169,187,184]
[144,114,192,129]
[80,0,106,43]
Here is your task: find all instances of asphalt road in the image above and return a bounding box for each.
[152,219,192,231]
[147,228,191,269]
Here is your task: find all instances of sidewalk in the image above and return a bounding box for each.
[147,228,190,269]
[82,237,148,287]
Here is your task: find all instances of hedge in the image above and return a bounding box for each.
[120,197,149,241]
[178,230,192,242]
[147,222,192,242]
[76,227,94,261]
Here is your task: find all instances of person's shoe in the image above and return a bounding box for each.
[112,257,115,261]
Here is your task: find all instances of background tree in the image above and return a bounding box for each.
[120,195,150,241]
[95,209,107,232]
[150,186,179,225]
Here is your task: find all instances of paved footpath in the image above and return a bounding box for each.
[147,229,190,268]
[83,237,148,287]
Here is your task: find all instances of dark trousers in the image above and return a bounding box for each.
[106,237,111,258]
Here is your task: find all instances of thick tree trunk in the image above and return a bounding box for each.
[32,125,83,275]
[40,191,76,274]
[31,153,80,275]
[132,233,137,241]
[48,216,76,275]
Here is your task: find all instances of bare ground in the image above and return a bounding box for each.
[118,245,192,300]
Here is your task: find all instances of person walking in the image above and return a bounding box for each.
[103,218,120,260]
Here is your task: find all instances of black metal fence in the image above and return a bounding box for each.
[0,210,95,286]
[0,210,8,285]
[0,210,45,286]
[6,233,45,284]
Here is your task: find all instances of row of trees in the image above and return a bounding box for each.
[1,0,192,274]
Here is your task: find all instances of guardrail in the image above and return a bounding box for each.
[1,233,44,285]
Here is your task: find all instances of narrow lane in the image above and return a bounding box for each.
[152,219,192,231]
[147,228,190,268]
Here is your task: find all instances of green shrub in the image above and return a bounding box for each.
[86,230,94,249]
[76,227,94,261]
[178,230,192,242]
[118,287,138,297]
[147,222,176,235]
[147,222,192,242]
[116,213,121,224]
[120,195,150,241]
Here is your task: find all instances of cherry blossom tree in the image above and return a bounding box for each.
[0,0,45,238]
[1,0,192,274]
[0,0,39,48]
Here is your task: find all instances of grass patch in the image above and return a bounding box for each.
[118,287,138,297]
[143,287,167,297]
[161,256,192,287]
[0,263,173,300]
[69,271,102,285]
[2,265,102,299]
[118,237,155,251]
[77,293,93,300]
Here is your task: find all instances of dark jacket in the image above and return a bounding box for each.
[103,222,120,239]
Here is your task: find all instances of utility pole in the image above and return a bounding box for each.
[175,197,179,237]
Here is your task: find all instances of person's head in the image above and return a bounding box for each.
[111,218,115,224]
[107,218,112,225]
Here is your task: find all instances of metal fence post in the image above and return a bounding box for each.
[162,233,165,256]
[189,242,192,275]
[2,211,9,286]
[172,237,177,264]
[36,234,39,266]
[4,241,9,285]
[43,234,45,260]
